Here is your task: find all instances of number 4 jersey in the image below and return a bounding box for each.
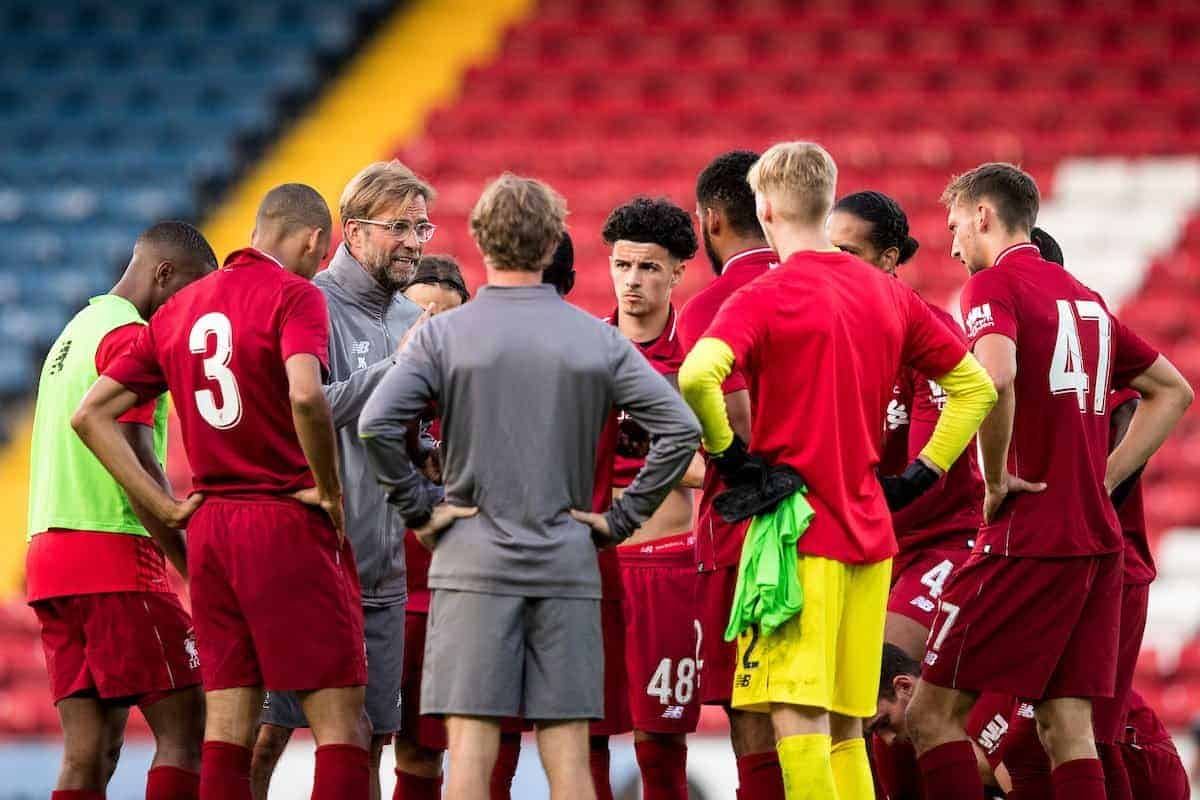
[960,243,1158,557]
[105,248,330,495]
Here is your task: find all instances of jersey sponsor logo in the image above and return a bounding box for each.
[924,651,939,666]
[928,379,948,411]
[886,398,909,430]
[910,595,935,613]
[965,303,994,338]
[184,631,200,669]
[1017,702,1035,719]
[977,714,1009,753]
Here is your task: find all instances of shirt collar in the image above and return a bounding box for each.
[326,243,397,316]
[606,305,677,346]
[722,247,776,274]
[993,242,1040,267]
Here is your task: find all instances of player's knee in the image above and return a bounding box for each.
[394,736,444,777]
[60,750,106,789]
[829,713,864,744]
[728,708,776,756]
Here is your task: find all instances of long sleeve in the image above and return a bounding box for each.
[325,357,393,430]
[921,353,997,471]
[678,336,737,454]
[358,329,443,522]
[604,335,702,540]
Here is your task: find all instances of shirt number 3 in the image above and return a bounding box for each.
[189,312,243,430]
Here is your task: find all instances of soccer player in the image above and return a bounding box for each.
[73,184,374,800]
[1119,691,1190,800]
[678,141,997,800]
[676,150,783,800]
[905,162,1194,800]
[250,163,436,800]
[598,197,704,800]
[827,190,984,662]
[27,221,217,800]
[358,174,700,800]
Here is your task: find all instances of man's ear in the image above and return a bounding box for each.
[671,259,686,287]
[704,206,722,238]
[153,260,174,286]
[895,673,916,699]
[880,246,901,275]
[976,203,991,234]
[306,227,323,257]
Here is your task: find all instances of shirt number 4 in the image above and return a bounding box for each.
[190,312,243,430]
[1050,299,1111,415]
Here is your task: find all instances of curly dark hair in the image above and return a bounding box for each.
[601,197,698,262]
[833,191,920,265]
[696,150,764,238]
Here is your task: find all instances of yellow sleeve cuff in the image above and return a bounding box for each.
[920,353,998,471]
[678,337,736,454]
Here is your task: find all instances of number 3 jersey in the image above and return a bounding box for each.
[959,243,1158,557]
[106,248,330,495]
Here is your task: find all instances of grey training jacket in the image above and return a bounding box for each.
[315,244,422,607]
[358,283,701,599]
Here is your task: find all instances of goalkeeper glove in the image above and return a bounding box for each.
[880,459,940,511]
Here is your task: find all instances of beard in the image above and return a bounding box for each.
[365,250,417,293]
[703,227,723,276]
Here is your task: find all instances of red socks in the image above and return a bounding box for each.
[1098,742,1133,800]
[489,736,521,800]
[1003,715,1053,800]
[735,750,786,800]
[1052,758,1106,800]
[393,769,442,800]
[869,736,921,800]
[916,741,984,800]
[312,744,370,800]
[147,765,200,800]
[51,793,104,800]
[590,740,614,800]
[634,739,688,800]
[200,741,252,800]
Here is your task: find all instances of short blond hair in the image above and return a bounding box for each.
[746,141,837,225]
[470,173,567,272]
[340,160,436,224]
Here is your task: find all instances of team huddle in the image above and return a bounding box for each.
[25,141,1195,800]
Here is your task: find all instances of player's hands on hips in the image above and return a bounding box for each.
[569,509,621,549]
[983,472,1047,524]
[163,493,204,529]
[414,503,479,551]
[293,487,347,545]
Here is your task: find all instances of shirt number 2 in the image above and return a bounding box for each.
[189,312,243,430]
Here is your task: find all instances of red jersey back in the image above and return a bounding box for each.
[677,247,774,570]
[891,302,984,552]
[959,244,1158,557]
[707,250,967,564]
[604,307,685,487]
[106,248,329,495]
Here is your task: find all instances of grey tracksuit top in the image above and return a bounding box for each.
[358,283,702,599]
[314,244,422,607]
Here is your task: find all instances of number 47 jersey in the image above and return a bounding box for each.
[105,248,330,495]
[960,243,1159,558]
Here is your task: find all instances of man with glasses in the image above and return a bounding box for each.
[251,161,437,800]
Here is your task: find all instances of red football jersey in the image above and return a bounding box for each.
[95,323,158,427]
[890,303,983,552]
[1110,388,1155,584]
[603,307,685,488]
[707,250,967,564]
[105,248,330,496]
[959,243,1159,557]
[676,247,775,570]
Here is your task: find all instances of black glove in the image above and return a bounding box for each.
[710,436,770,487]
[714,464,806,524]
[880,459,940,511]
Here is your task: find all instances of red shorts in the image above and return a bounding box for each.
[617,535,702,734]
[888,545,972,630]
[188,497,367,692]
[400,611,447,750]
[696,565,738,705]
[590,593,632,736]
[1122,739,1190,800]
[33,591,200,705]
[922,552,1120,700]
[1092,582,1149,744]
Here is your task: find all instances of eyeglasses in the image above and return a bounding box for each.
[350,218,437,243]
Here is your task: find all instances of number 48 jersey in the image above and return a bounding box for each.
[105,248,329,495]
[960,243,1158,557]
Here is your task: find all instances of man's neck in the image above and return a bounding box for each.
[719,236,770,268]
[770,225,838,263]
[485,263,544,287]
[618,303,670,344]
[109,273,153,320]
[983,233,1035,266]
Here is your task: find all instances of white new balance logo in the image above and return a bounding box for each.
[661,706,685,720]
[965,304,994,338]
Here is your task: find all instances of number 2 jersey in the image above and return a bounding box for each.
[959,243,1158,557]
[105,248,330,495]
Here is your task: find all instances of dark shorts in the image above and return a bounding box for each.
[422,589,602,721]
[1122,738,1190,800]
[888,545,972,631]
[1092,582,1149,743]
[617,536,702,734]
[589,594,633,735]
[263,602,405,733]
[189,497,367,692]
[922,552,1121,700]
[696,565,739,706]
[33,591,200,706]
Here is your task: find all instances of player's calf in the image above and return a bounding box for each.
[56,697,129,792]
[536,720,595,800]
[249,724,293,800]
[633,731,687,800]
[143,686,204,800]
[1034,697,1099,767]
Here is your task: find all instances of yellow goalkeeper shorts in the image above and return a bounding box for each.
[731,554,891,718]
